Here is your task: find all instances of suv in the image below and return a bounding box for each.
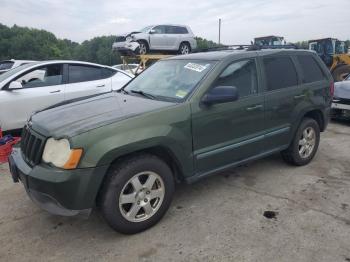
[112,24,197,55]
[9,49,332,234]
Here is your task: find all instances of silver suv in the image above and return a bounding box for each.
[113,24,197,55]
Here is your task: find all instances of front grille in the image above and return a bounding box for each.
[115,36,126,42]
[21,127,46,166]
[335,97,350,105]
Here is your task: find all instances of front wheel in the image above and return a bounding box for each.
[137,41,149,55]
[281,118,320,166]
[98,154,175,234]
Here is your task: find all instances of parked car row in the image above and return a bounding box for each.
[112,24,197,55]
[9,49,333,234]
[0,60,133,132]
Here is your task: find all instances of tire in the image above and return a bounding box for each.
[98,154,175,234]
[178,42,191,55]
[281,117,320,166]
[137,40,149,55]
[332,64,350,82]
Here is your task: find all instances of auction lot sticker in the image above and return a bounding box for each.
[184,63,208,72]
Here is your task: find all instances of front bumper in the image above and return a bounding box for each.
[9,148,109,216]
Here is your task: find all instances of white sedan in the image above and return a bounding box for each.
[0,60,133,133]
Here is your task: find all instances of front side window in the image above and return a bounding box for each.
[124,60,214,102]
[263,56,298,91]
[297,55,325,83]
[214,59,258,98]
[152,25,166,34]
[68,65,102,83]
[14,64,63,88]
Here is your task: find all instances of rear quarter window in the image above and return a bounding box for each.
[296,55,325,83]
[263,56,298,91]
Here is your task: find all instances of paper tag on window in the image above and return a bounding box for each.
[184,63,208,73]
[176,90,187,98]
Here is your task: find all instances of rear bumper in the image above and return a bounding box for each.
[9,148,109,216]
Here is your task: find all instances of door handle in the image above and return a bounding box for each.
[294,94,306,99]
[246,104,263,111]
[96,84,105,88]
[50,90,61,93]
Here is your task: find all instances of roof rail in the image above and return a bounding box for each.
[194,44,297,53]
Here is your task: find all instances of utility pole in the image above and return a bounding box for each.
[218,18,221,45]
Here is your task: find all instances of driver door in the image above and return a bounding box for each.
[149,25,167,50]
[0,64,64,130]
[191,59,265,175]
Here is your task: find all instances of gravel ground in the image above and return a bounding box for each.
[0,121,349,262]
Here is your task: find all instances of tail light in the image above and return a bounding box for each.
[330,82,334,97]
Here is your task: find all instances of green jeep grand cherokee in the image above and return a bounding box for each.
[9,49,333,234]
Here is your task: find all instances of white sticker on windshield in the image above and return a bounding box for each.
[184,63,208,73]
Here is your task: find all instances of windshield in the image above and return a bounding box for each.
[0,61,14,70]
[139,26,153,33]
[124,60,214,102]
[0,62,37,84]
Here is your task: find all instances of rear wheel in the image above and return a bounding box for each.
[98,154,174,234]
[281,118,320,166]
[332,64,350,82]
[178,42,191,55]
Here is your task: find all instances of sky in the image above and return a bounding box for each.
[0,0,349,44]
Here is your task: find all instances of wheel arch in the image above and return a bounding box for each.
[300,109,326,132]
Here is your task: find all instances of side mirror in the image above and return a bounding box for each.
[8,81,23,90]
[201,86,239,105]
[149,29,156,34]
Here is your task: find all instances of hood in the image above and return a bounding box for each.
[31,92,175,138]
[334,81,350,99]
[116,31,142,38]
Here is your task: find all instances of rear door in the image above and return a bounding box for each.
[64,64,111,101]
[0,64,64,130]
[165,26,181,50]
[259,53,302,151]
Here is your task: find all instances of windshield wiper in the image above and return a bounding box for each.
[130,90,156,100]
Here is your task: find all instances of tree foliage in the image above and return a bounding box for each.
[0,23,121,65]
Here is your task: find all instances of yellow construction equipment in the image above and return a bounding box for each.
[309,38,350,81]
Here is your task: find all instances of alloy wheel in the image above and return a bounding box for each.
[298,127,316,159]
[119,171,165,222]
[181,44,189,54]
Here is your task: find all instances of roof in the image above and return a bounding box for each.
[308,38,340,43]
[165,49,315,61]
[254,35,284,40]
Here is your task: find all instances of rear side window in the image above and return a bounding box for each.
[166,26,189,34]
[296,55,325,83]
[176,27,188,34]
[68,65,102,83]
[263,56,298,91]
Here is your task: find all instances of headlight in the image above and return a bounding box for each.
[42,138,83,169]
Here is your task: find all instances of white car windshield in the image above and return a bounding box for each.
[124,60,214,102]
